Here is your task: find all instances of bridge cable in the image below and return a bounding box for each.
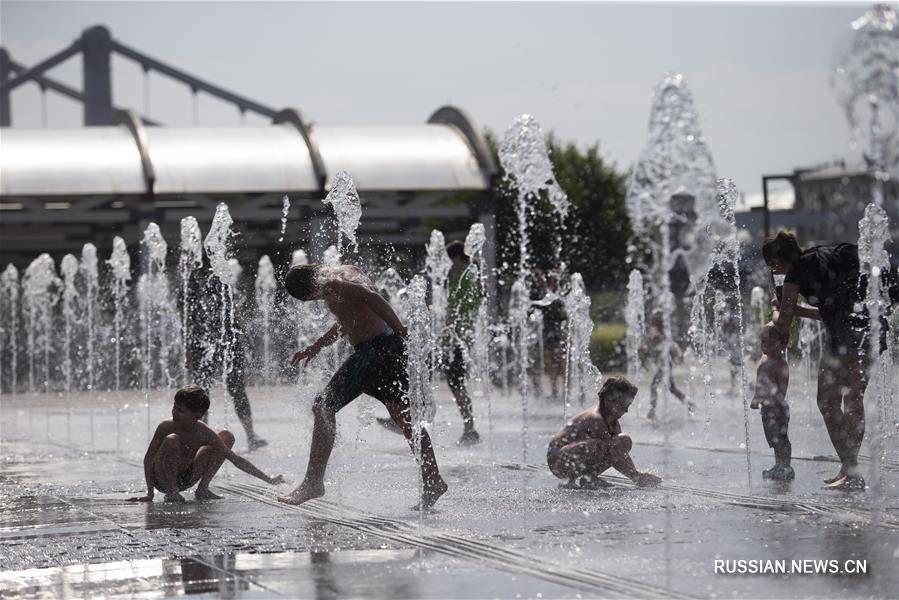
[39,83,47,128]
[191,86,198,125]
[142,65,150,117]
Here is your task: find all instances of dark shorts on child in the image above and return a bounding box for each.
[316,332,409,414]
[761,399,790,451]
[546,442,597,480]
[155,467,194,493]
[445,344,467,391]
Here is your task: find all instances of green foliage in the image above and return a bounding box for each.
[589,322,627,371]
[486,130,631,291]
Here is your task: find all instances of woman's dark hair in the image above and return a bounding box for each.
[285,264,319,300]
[762,230,803,266]
[174,384,210,414]
[445,240,469,263]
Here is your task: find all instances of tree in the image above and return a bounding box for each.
[491,132,631,291]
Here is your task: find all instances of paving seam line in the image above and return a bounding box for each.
[4,441,285,598]
[495,462,899,530]
[45,492,286,598]
[34,440,692,599]
[221,481,696,600]
[640,440,899,471]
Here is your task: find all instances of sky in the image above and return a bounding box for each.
[0,1,873,208]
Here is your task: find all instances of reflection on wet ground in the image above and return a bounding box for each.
[2,370,898,598]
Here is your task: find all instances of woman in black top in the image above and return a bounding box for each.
[763,231,869,491]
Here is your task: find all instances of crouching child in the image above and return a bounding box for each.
[547,376,661,489]
[128,385,284,503]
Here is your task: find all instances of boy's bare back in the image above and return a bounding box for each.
[549,408,620,449]
[319,272,406,345]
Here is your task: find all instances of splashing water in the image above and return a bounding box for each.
[323,171,362,255]
[60,255,79,400]
[375,267,407,320]
[563,273,602,421]
[279,195,290,243]
[627,74,719,437]
[508,280,531,462]
[205,205,234,282]
[204,204,237,427]
[291,249,309,267]
[1,265,20,396]
[179,217,204,381]
[832,4,899,179]
[140,223,174,394]
[255,255,277,380]
[716,179,752,485]
[322,245,340,268]
[23,254,60,394]
[80,244,99,393]
[463,222,493,453]
[625,269,646,382]
[627,73,719,247]
[405,275,434,509]
[747,287,767,358]
[464,222,486,259]
[227,259,243,296]
[857,202,895,498]
[425,230,452,393]
[499,114,569,418]
[107,237,131,394]
[499,114,569,220]
[798,315,824,428]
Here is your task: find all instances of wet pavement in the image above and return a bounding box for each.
[1,363,897,598]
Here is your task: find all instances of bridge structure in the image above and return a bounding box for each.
[0,25,498,275]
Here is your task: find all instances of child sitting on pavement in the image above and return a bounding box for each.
[547,376,661,489]
[750,323,793,480]
[128,385,284,503]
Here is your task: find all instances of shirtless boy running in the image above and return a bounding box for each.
[277,264,448,509]
[547,376,661,489]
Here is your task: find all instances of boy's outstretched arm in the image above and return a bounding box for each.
[227,451,284,485]
[292,323,341,366]
[129,424,167,501]
[609,439,661,488]
[211,435,283,485]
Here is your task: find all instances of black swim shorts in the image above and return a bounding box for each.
[315,332,409,414]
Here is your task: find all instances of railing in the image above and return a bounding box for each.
[0,25,276,127]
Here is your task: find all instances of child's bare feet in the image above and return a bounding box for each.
[823,466,847,484]
[277,482,325,505]
[563,476,613,490]
[414,477,448,511]
[195,487,223,500]
[823,474,865,491]
[163,492,186,503]
[248,437,269,452]
[457,430,481,446]
[634,472,662,488]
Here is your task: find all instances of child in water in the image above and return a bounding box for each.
[750,324,792,480]
[128,385,283,503]
[547,376,661,489]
